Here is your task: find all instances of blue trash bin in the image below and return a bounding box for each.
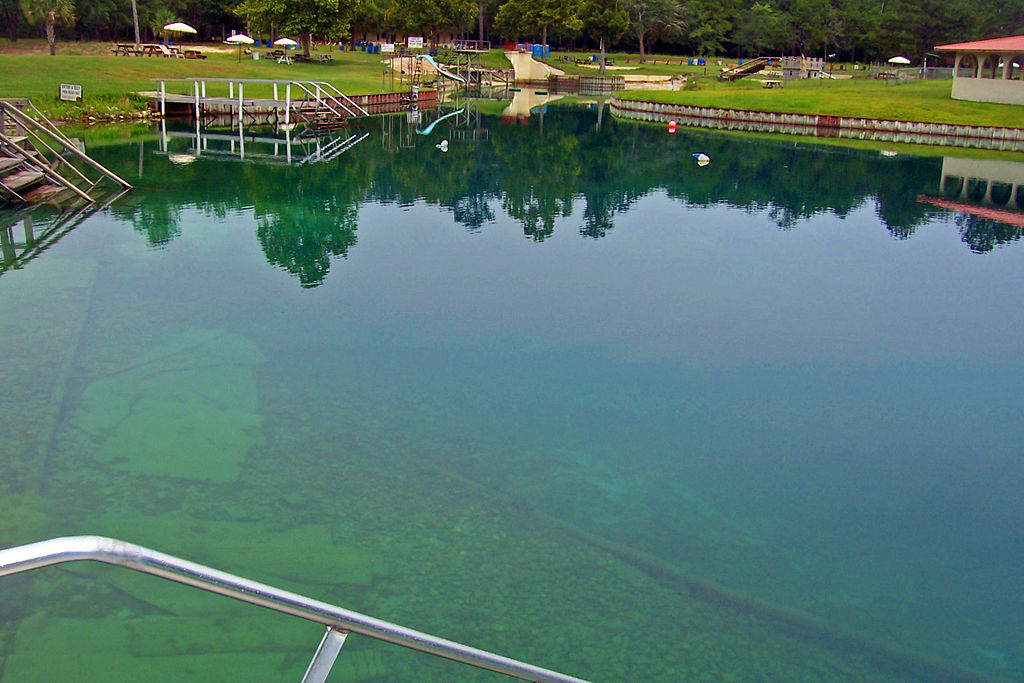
[697,58,705,66]
[373,44,379,53]
[738,58,744,65]
[543,45,549,58]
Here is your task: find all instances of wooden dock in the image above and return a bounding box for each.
[145,78,437,129]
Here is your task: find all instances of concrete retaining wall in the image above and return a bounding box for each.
[610,97,1024,152]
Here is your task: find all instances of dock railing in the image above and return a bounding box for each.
[0,536,592,683]
[154,78,369,125]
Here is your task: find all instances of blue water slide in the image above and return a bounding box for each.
[418,54,466,83]
[416,109,465,136]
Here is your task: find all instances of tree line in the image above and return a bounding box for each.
[6,0,1023,63]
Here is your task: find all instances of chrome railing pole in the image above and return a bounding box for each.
[0,536,591,683]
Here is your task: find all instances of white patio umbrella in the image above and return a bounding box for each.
[273,37,299,48]
[226,33,255,61]
[163,22,196,47]
[887,56,911,65]
[163,22,197,34]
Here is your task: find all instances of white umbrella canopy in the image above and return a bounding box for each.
[273,37,299,47]
[887,55,911,65]
[225,33,255,61]
[163,22,197,34]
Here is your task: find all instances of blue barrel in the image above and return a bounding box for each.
[697,58,705,66]
[373,44,379,53]
[738,58,744,65]
[688,58,693,65]
[543,45,549,58]
[531,44,542,58]
[360,44,366,52]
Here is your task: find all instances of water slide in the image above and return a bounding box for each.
[416,108,465,136]
[418,54,465,83]
[719,56,771,80]
[505,51,565,82]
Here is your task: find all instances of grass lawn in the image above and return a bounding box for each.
[618,76,1024,128]
[3,39,1022,130]
[0,39,407,119]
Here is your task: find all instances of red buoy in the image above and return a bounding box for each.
[668,120,677,133]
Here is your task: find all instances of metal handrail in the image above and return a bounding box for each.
[0,536,591,683]
[312,81,370,117]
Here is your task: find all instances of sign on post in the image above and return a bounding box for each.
[381,43,395,53]
[407,36,423,49]
[59,83,82,102]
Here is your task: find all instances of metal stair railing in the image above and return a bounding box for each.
[0,100,132,193]
[288,81,369,121]
[311,81,370,118]
[288,82,348,122]
[299,131,369,165]
[0,536,592,683]
[0,130,93,203]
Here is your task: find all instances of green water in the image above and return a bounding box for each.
[1,105,1023,682]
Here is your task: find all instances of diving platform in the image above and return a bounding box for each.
[145,79,439,129]
[148,78,373,130]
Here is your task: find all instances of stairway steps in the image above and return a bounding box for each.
[2,169,45,191]
[0,156,24,172]
[21,183,74,204]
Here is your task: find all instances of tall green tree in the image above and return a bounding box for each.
[236,0,357,58]
[494,0,583,51]
[684,0,738,55]
[393,0,476,46]
[626,0,683,62]
[21,0,74,54]
[883,0,970,62]
[833,0,879,62]
[2,0,23,40]
[581,0,628,73]
[733,1,790,56]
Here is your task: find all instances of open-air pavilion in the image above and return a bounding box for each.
[935,35,1024,105]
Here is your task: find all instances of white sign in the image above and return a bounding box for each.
[59,83,82,102]
[407,36,423,49]
[381,42,395,53]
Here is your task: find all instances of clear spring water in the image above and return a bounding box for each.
[1,105,1022,682]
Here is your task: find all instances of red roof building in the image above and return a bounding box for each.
[935,35,1024,105]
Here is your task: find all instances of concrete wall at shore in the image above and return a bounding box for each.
[610,97,1024,151]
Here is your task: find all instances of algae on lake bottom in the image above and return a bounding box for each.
[69,329,266,482]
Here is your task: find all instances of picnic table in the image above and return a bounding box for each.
[314,53,333,62]
[184,49,207,60]
[276,53,293,64]
[111,43,182,57]
[762,79,783,88]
